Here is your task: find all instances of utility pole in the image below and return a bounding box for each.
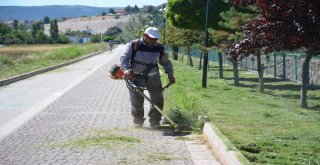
[202,0,211,88]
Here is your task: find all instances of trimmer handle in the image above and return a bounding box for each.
[162,82,173,90]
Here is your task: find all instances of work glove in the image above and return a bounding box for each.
[168,74,176,84]
[123,69,133,80]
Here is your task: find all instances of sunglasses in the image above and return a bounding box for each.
[146,34,158,42]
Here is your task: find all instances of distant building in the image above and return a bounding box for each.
[79,37,90,43]
[114,10,129,16]
[68,36,90,44]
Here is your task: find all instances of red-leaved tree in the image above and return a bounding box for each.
[229,0,320,108]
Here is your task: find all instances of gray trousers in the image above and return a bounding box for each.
[129,73,164,125]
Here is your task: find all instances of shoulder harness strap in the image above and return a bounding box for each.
[131,39,139,62]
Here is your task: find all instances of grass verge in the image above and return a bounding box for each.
[0,43,107,80]
[162,57,320,164]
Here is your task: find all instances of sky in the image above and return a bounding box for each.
[0,0,167,7]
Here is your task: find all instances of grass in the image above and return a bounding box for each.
[146,152,178,163]
[61,134,141,149]
[162,56,320,165]
[0,43,107,80]
[50,129,141,149]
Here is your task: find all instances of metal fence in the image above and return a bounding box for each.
[171,48,320,86]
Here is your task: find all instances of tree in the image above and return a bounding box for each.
[31,21,44,38]
[0,23,11,44]
[50,19,59,42]
[101,12,107,16]
[230,0,320,108]
[105,26,122,37]
[109,8,115,14]
[43,16,50,24]
[57,33,70,44]
[163,25,180,60]
[13,20,19,30]
[124,5,131,13]
[34,30,49,44]
[132,5,140,13]
[166,0,235,31]
[166,0,253,85]
[209,6,253,81]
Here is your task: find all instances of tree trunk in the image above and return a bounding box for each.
[172,46,179,60]
[300,49,313,108]
[232,60,239,85]
[257,54,264,93]
[187,49,193,67]
[218,52,223,79]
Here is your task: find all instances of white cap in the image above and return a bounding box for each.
[144,27,160,39]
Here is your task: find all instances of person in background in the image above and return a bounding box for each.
[108,40,114,52]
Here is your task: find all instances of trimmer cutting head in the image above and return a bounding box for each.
[156,124,192,135]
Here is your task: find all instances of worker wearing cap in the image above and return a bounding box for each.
[120,27,176,129]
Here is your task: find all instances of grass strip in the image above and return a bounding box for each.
[162,56,320,165]
[0,43,107,79]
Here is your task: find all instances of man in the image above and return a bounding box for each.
[108,40,114,52]
[120,27,176,128]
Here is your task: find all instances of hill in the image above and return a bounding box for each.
[0,5,122,20]
[44,15,131,35]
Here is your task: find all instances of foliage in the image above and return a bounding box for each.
[31,21,44,38]
[114,14,120,19]
[90,34,101,43]
[104,26,122,37]
[13,20,19,30]
[34,30,50,44]
[101,12,107,16]
[0,23,11,44]
[65,29,91,37]
[57,33,70,44]
[109,8,115,14]
[166,0,233,31]
[43,16,50,24]
[103,35,112,43]
[119,14,153,42]
[228,0,320,58]
[50,19,59,43]
[124,5,140,13]
[208,6,253,51]
[228,0,320,107]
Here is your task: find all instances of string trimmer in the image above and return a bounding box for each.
[126,79,188,133]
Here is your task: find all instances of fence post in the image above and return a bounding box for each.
[282,52,286,80]
[218,52,223,79]
[294,55,298,81]
[245,57,248,70]
[199,50,203,70]
[274,52,277,78]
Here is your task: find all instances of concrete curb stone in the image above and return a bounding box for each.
[203,122,251,165]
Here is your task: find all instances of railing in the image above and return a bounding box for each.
[168,47,320,86]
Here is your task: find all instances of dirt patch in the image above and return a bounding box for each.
[44,15,131,35]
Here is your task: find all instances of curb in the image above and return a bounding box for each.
[0,50,105,87]
[203,122,251,165]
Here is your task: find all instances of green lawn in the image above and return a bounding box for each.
[162,57,320,165]
[0,43,107,80]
